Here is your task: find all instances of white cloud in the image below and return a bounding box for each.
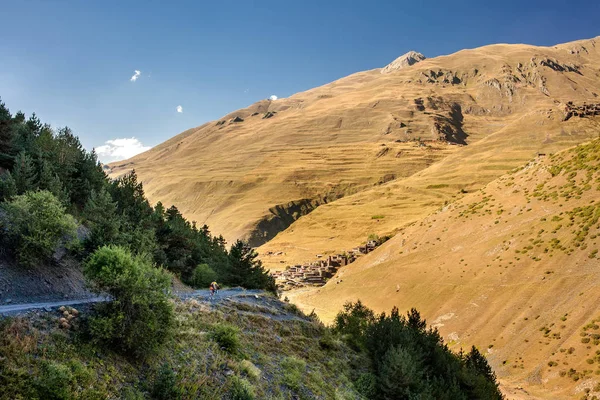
[269,95,278,101]
[95,137,151,162]
[176,105,183,113]
[130,70,141,82]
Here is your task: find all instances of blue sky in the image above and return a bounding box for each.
[1,0,599,162]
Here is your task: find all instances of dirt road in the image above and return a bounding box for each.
[0,288,263,315]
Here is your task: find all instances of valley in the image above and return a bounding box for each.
[105,35,600,398]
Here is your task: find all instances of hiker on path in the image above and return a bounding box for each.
[210,281,219,297]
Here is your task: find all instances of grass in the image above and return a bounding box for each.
[0,297,362,399]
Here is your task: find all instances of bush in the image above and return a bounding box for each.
[2,190,77,266]
[84,245,174,358]
[229,376,255,400]
[151,363,181,400]
[190,263,217,288]
[33,360,94,400]
[281,356,306,390]
[332,300,374,350]
[354,372,377,398]
[34,361,74,400]
[211,323,240,353]
[239,360,261,381]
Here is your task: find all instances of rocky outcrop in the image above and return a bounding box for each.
[417,69,463,85]
[411,97,468,144]
[381,51,426,74]
[431,103,467,144]
[247,196,341,247]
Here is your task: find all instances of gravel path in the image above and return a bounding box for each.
[0,288,264,316]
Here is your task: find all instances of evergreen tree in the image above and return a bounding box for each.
[25,113,42,136]
[12,151,37,194]
[0,171,17,201]
[226,240,275,291]
[38,160,67,203]
[379,346,424,399]
[463,345,499,386]
[83,187,121,252]
[110,170,153,223]
[0,98,14,168]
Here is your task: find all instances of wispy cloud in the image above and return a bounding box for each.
[130,70,141,82]
[95,137,151,162]
[176,105,183,113]
[269,95,278,101]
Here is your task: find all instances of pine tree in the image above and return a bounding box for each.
[12,151,37,194]
[464,345,496,383]
[0,98,14,168]
[83,187,121,252]
[226,240,275,291]
[0,171,17,201]
[39,160,67,203]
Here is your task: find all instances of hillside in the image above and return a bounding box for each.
[110,37,600,262]
[0,291,363,399]
[0,289,505,399]
[289,138,600,399]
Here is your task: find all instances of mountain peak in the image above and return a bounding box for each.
[381,50,426,73]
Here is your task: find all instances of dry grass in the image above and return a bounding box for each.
[289,139,600,399]
[110,36,600,260]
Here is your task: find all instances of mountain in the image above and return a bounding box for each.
[381,50,426,73]
[109,36,600,269]
[102,36,600,399]
[289,138,600,399]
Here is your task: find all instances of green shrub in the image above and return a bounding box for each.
[354,372,377,398]
[190,263,217,288]
[2,190,77,266]
[239,360,261,381]
[229,376,255,400]
[33,360,94,400]
[281,356,306,390]
[319,332,338,350]
[84,245,174,358]
[151,363,181,400]
[332,300,374,350]
[122,387,145,400]
[34,361,74,400]
[211,323,240,353]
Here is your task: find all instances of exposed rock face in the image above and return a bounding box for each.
[381,51,426,73]
[246,196,340,247]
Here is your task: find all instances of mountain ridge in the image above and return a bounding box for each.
[109,35,600,261]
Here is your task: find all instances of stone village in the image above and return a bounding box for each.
[269,239,381,291]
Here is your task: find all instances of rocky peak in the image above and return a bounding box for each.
[381,51,426,74]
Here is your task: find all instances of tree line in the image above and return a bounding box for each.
[333,301,504,399]
[0,97,275,292]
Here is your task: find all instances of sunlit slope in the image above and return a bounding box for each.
[290,139,600,399]
[111,37,600,252]
[259,111,599,269]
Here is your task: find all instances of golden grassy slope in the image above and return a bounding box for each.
[110,37,600,257]
[289,138,600,399]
